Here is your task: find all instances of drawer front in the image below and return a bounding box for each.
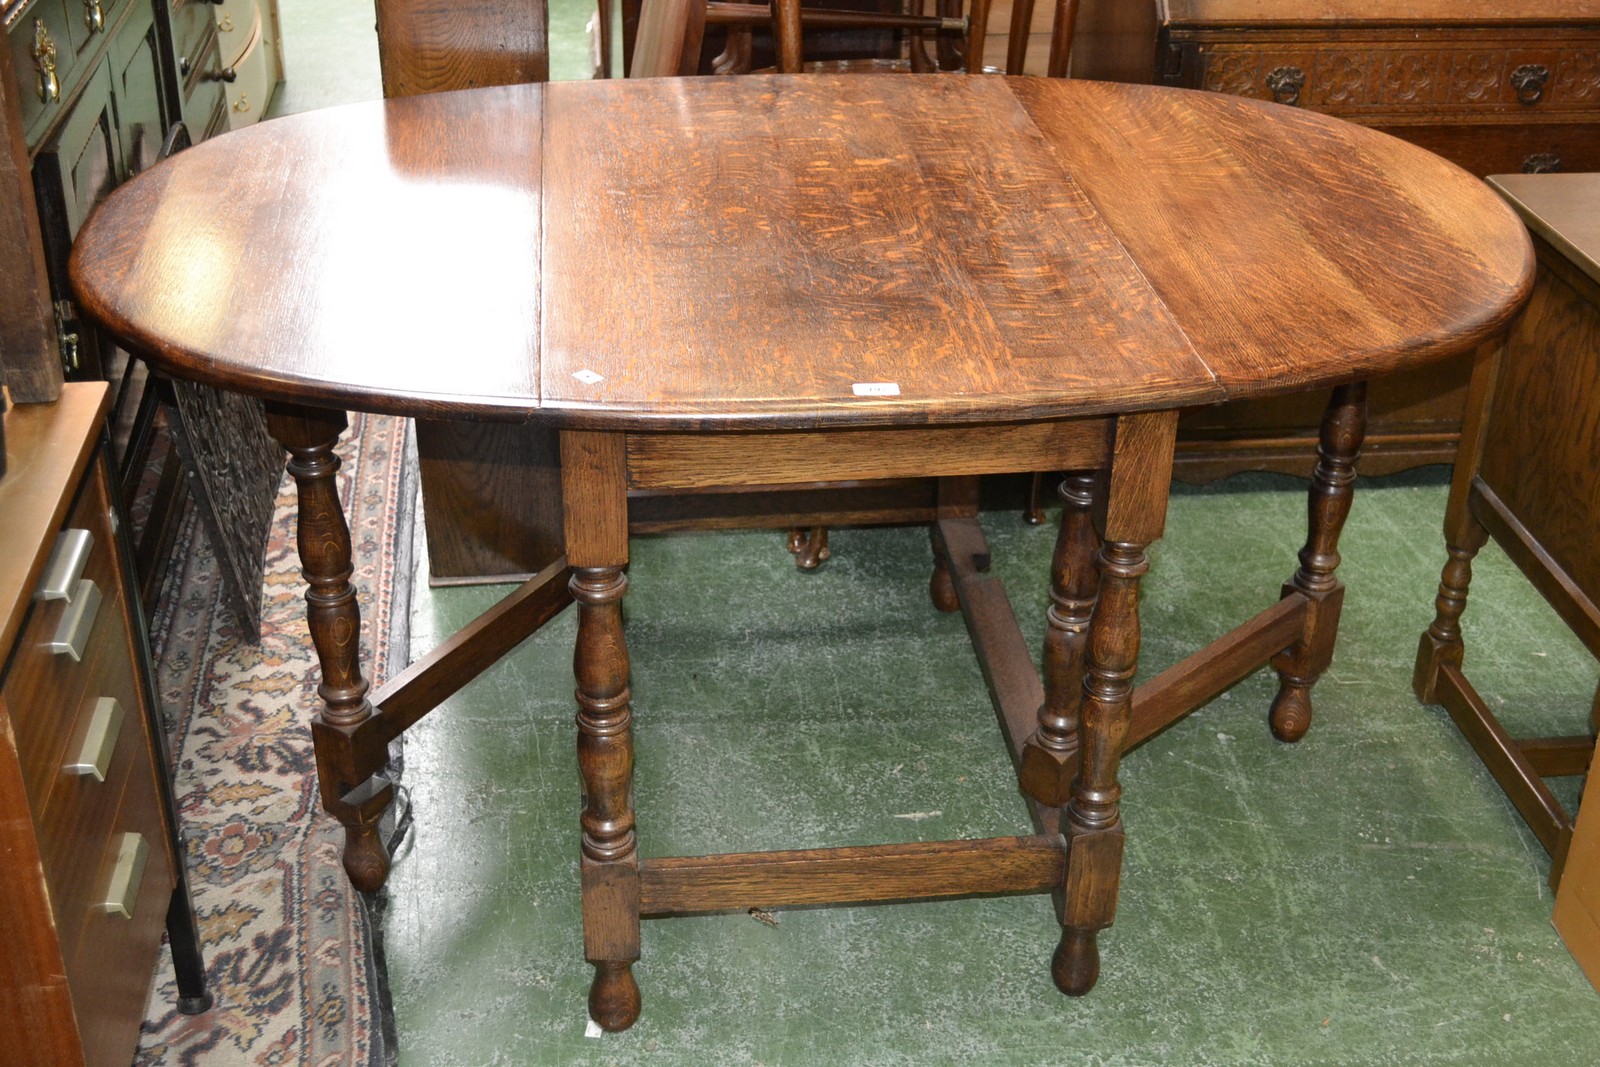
[1174,29,1600,122]
[3,465,124,812]
[37,633,147,968]
[213,0,256,67]
[65,773,175,1067]
[1388,120,1600,178]
[223,7,272,129]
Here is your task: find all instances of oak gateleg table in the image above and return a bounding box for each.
[69,73,1533,1031]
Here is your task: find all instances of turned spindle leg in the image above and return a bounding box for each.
[1054,412,1174,997]
[265,404,391,892]
[573,566,641,1031]
[562,430,642,1031]
[1412,526,1490,702]
[1269,382,1367,744]
[1055,538,1146,995]
[1022,473,1100,806]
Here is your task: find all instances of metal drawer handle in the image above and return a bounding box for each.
[1266,66,1305,106]
[66,697,124,782]
[31,19,59,103]
[1510,64,1550,106]
[83,0,104,33]
[96,833,150,919]
[36,528,93,603]
[48,579,101,661]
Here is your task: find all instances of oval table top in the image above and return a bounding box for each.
[70,74,1534,432]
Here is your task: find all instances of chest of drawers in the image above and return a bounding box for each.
[1073,0,1600,479]
[0,383,208,1067]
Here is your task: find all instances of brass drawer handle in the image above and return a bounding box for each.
[1510,63,1550,106]
[96,833,150,919]
[48,579,101,661]
[36,529,93,603]
[31,19,60,104]
[66,697,124,782]
[1266,66,1305,106]
[83,0,104,33]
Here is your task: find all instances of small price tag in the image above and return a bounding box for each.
[852,382,900,397]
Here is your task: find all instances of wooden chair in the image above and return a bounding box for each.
[624,0,1076,78]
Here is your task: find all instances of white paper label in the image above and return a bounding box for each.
[584,1018,604,1038]
[852,382,900,397]
[573,369,604,385]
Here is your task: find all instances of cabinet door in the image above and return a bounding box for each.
[107,0,165,177]
[31,58,121,378]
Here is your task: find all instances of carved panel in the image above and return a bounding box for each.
[1555,49,1600,103]
[1450,52,1507,104]
[1379,51,1440,106]
[1315,51,1369,107]
[164,377,284,641]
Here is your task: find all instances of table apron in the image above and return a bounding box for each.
[623,419,1117,490]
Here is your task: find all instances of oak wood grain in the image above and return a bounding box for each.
[71,76,1530,431]
[376,0,549,96]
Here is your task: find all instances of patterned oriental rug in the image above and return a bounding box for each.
[133,411,415,1067]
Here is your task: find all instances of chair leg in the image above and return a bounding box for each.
[1268,382,1366,743]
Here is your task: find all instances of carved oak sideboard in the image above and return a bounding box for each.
[1072,0,1600,480]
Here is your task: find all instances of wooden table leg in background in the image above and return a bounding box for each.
[561,429,642,1032]
[1055,412,1177,995]
[1269,382,1368,743]
[263,402,393,893]
[1020,470,1100,807]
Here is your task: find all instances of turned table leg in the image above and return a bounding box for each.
[1268,382,1367,743]
[263,403,391,893]
[562,431,642,1031]
[1022,472,1100,806]
[1055,413,1176,996]
[1414,343,1502,704]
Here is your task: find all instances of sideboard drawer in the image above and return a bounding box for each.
[63,759,174,1067]
[1182,32,1600,121]
[4,468,125,811]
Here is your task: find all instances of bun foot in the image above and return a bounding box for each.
[343,824,391,893]
[786,526,830,570]
[1051,928,1100,997]
[1268,683,1312,743]
[589,961,641,1032]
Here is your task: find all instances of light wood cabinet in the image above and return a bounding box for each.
[0,383,208,1067]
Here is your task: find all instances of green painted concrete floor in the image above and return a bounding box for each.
[393,472,1600,1066]
[262,3,1600,1062]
